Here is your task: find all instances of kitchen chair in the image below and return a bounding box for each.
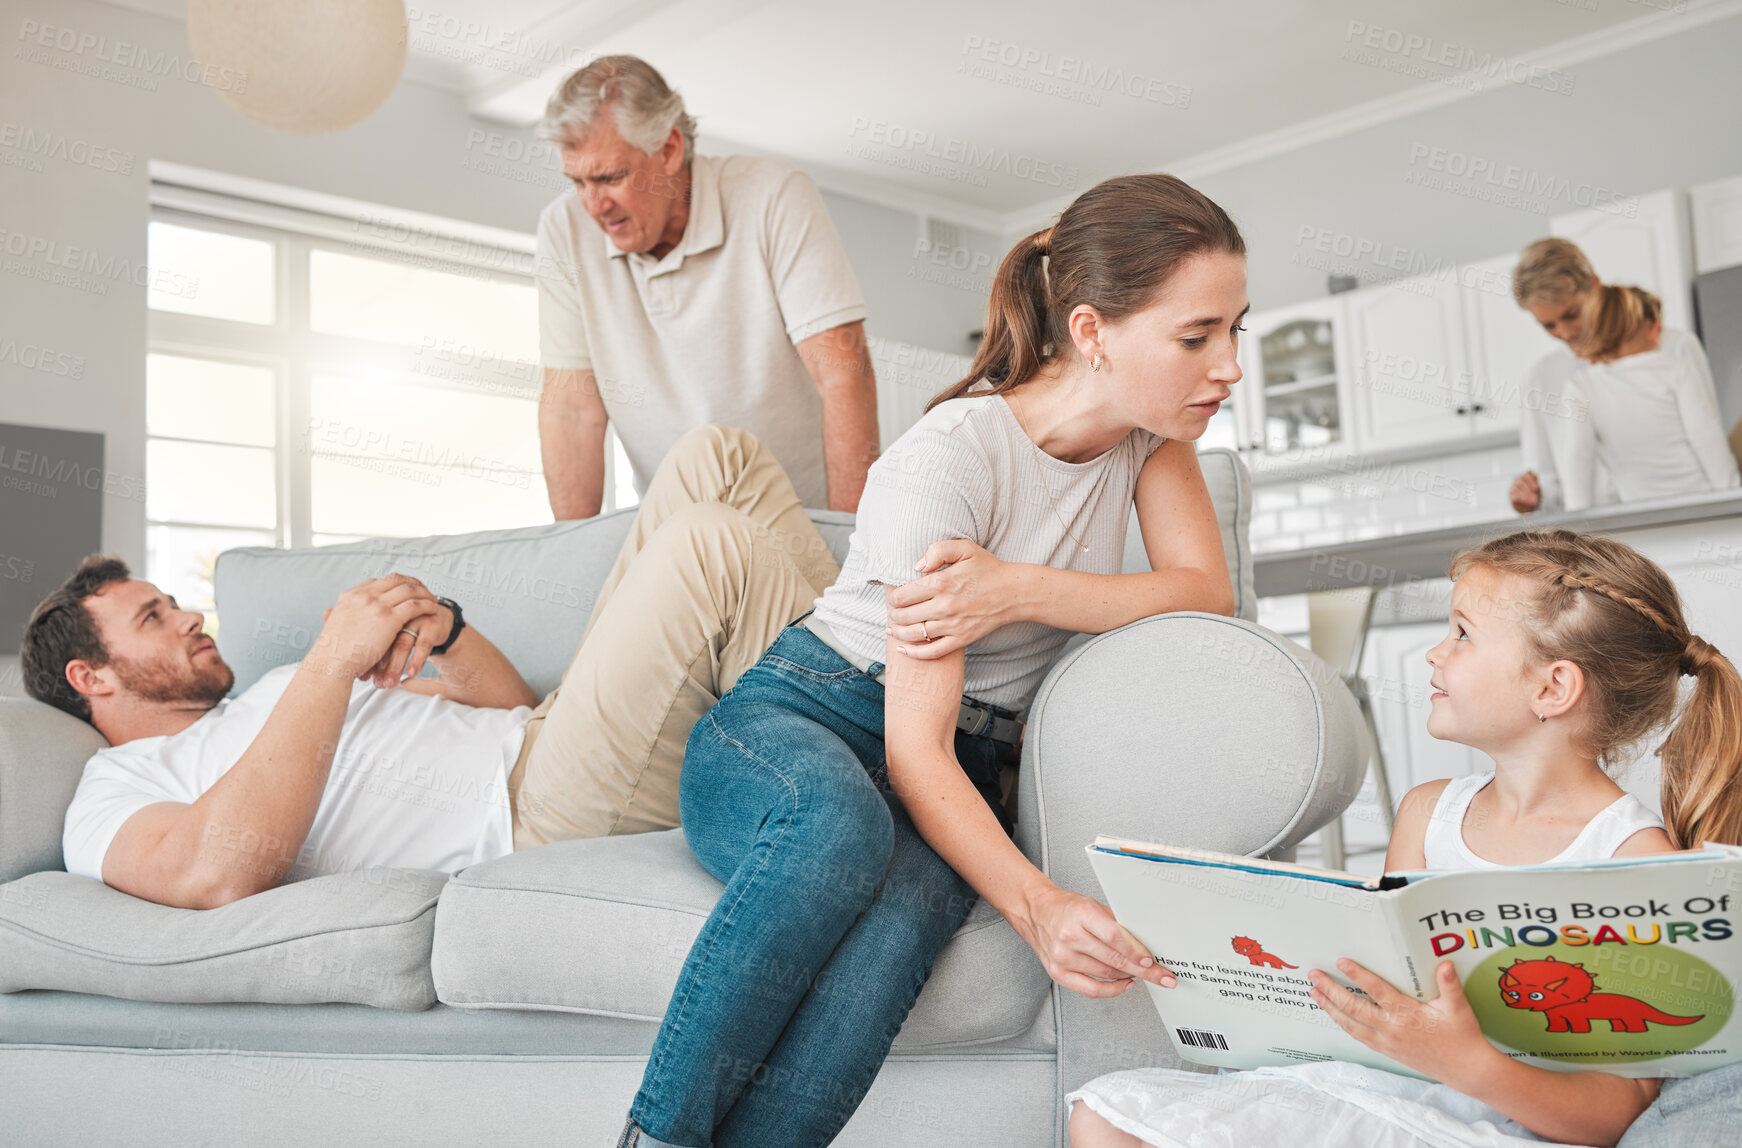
[1306,586,1395,870]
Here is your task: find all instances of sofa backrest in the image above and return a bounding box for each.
[213,451,1250,698]
[0,452,1250,881]
[214,509,860,698]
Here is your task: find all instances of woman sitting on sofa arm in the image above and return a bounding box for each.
[615,172,1247,1148]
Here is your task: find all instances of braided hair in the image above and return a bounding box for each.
[1450,530,1742,849]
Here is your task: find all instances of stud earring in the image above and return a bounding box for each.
[1537,712,1547,722]
[1090,353,1103,372]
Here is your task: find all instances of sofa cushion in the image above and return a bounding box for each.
[214,510,858,699]
[431,830,1052,1049]
[0,698,109,884]
[0,868,446,1010]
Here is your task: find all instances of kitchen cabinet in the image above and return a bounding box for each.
[1550,187,1694,332]
[1339,258,1555,456]
[1235,261,1562,466]
[1208,296,1354,462]
[1690,174,1742,274]
[1344,270,1474,453]
[1458,253,1562,437]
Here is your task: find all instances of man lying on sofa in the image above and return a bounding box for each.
[19,427,1009,911]
[23,558,537,910]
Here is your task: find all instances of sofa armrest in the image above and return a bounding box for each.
[0,698,110,884]
[1012,611,1368,1127]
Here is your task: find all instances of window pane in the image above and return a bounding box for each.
[147,439,277,528]
[147,355,276,446]
[148,222,275,324]
[147,523,276,623]
[309,249,537,361]
[310,456,549,537]
[307,369,544,537]
[308,373,540,466]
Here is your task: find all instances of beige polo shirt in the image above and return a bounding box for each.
[536,153,868,508]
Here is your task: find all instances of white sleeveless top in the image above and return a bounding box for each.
[1421,772,1664,870]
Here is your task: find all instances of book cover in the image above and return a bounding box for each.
[1086,837,1742,1079]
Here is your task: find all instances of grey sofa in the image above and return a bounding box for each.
[0,449,1368,1147]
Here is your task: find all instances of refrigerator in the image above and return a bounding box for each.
[1694,263,1742,432]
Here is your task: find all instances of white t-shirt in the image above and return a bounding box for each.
[61,665,530,885]
[1562,329,1740,510]
[535,153,868,508]
[809,392,1163,714]
[1516,343,1607,514]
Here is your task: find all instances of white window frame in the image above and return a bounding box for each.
[145,176,631,558]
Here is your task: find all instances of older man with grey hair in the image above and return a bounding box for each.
[535,54,879,517]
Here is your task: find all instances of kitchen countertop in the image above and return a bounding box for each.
[1253,486,1742,597]
[1242,425,1520,486]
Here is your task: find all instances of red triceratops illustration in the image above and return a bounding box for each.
[1498,957,1705,1033]
[1231,936,1297,969]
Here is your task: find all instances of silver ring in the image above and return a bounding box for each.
[399,628,419,639]
[920,621,930,642]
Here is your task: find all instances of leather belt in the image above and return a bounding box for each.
[796,614,1025,748]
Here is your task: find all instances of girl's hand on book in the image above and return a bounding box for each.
[885,540,1022,659]
[1018,886,1177,998]
[1307,958,1495,1085]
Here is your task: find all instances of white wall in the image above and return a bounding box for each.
[817,192,998,358]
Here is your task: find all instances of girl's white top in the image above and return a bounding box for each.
[1421,771,1664,870]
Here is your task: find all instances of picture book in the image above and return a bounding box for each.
[1086,837,1742,1079]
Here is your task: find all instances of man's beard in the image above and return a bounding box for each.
[110,650,234,709]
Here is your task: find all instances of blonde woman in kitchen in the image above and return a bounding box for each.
[1507,239,1729,514]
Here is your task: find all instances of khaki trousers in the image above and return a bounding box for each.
[507,425,841,848]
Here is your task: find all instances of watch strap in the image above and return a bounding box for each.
[431,597,465,655]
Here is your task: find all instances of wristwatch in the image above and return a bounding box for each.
[430,597,466,655]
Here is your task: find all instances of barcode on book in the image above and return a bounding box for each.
[1175,1027,1229,1051]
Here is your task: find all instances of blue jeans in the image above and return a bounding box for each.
[621,623,1010,1148]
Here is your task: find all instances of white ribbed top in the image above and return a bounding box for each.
[809,392,1162,713]
[1422,772,1664,870]
[1562,328,1739,510]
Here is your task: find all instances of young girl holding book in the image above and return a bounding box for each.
[1069,528,1742,1147]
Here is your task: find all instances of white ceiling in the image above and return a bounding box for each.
[99,0,1742,231]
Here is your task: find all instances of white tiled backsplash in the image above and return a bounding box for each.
[1248,443,1525,554]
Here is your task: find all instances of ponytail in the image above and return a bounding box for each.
[926,228,1053,412]
[924,173,1246,413]
[1661,636,1742,849]
[1580,283,1661,363]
